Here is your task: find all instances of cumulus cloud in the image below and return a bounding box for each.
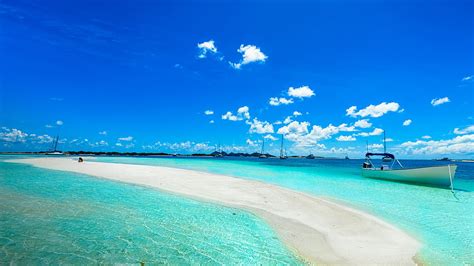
[118,136,133,141]
[197,40,217,58]
[354,119,372,128]
[336,135,356,142]
[209,120,215,124]
[400,134,474,155]
[368,144,384,149]
[56,120,64,126]
[229,44,268,69]
[346,102,400,118]
[222,106,250,121]
[248,118,274,134]
[431,97,450,106]
[0,128,28,143]
[454,125,474,135]
[287,86,315,98]
[204,110,214,115]
[246,139,258,146]
[277,121,355,147]
[403,119,412,126]
[283,116,293,124]
[264,134,278,141]
[422,135,432,139]
[99,131,107,135]
[356,128,384,137]
[462,75,473,81]
[269,97,294,106]
[45,124,53,128]
[293,111,302,116]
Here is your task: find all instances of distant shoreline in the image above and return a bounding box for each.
[1,151,473,162]
[7,157,421,264]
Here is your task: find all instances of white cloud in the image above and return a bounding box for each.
[197,40,217,58]
[422,135,432,139]
[354,119,372,128]
[431,97,450,106]
[400,134,474,155]
[357,128,384,137]
[273,120,282,125]
[99,131,107,135]
[283,116,293,124]
[229,44,268,69]
[293,111,302,116]
[209,120,215,124]
[462,75,473,81]
[287,86,315,98]
[118,136,133,141]
[277,121,355,147]
[45,124,53,128]
[385,138,394,142]
[0,128,28,143]
[246,139,258,146]
[346,102,400,118]
[56,120,63,126]
[204,110,214,115]
[264,134,278,141]
[368,144,384,149]
[403,119,412,126]
[269,97,294,106]
[222,106,250,121]
[115,143,123,147]
[336,135,356,142]
[454,125,474,135]
[248,118,274,134]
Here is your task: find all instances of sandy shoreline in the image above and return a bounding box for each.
[8,158,420,265]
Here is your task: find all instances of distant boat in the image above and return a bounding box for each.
[45,135,63,155]
[362,131,456,188]
[306,154,315,159]
[436,157,451,161]
[259,138,267,159]
[345,155,350,160]
[279,135,287,159]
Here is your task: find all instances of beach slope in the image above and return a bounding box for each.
[8,158,420,265]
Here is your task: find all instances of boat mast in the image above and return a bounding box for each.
[53,135,59,151]
[280,135,284,158]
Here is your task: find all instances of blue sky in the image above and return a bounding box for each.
[0,0,473,158]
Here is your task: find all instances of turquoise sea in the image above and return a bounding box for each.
[0,158,301,265]
[1,155,473,264]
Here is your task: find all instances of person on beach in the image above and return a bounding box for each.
[78,157,83,163]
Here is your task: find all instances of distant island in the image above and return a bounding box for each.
[1,150,332,159]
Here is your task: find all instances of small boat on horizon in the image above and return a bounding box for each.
[306,154,315,159]
[45,135,64,155]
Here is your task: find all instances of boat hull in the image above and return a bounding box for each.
[362,164,457,187]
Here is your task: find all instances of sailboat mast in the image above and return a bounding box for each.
[280,135,284,157]
[53,135,59,151]
[383,130,386,153]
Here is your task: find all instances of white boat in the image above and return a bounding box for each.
[362,158,457,187]
[362,131,456,188]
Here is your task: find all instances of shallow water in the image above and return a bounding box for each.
[91,156,474,265]
[0,160,302,265]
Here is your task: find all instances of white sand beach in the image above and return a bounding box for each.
[9,158,421,265]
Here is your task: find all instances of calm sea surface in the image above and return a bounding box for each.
[92,156,474,265]
[0,157,301,265]
[1,155,473,264]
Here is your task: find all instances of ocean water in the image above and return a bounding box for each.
[91,156,474,265]
[0,160,302,265]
